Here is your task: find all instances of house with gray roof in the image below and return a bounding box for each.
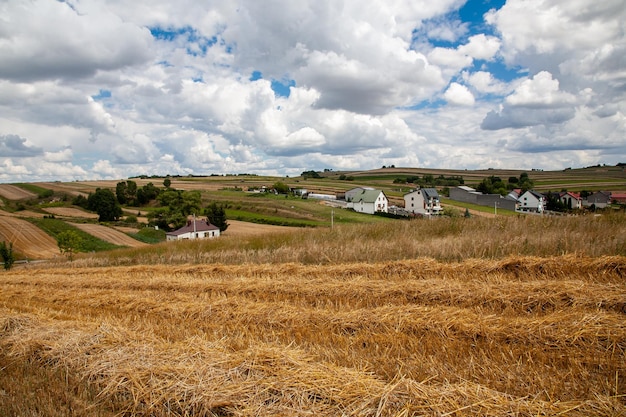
[404,188,442,216]
[166,218,220,241]
[348,189,388,214]
[518,190,546,213]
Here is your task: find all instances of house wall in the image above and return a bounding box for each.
[450,187,516,211]
[476,194,517,211]
[449,187,479,204]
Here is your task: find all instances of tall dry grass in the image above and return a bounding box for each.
[63,212,626,268]
[1,256,625,416]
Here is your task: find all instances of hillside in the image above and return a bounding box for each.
[0,166,625,261]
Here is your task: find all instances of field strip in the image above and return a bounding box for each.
[43,207,99,219]
[0,214,59,259]
[0,184,36,200]
[69,222,148,248]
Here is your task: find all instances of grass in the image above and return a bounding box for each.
[14,183,54,198]
[30,218,122,252]
[60,210,626,268]
[127,227,167,243]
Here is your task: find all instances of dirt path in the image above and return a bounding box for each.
[0,214,59,259]
[69,223,148,248]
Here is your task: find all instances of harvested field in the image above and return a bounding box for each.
[0,184,36,200]
[69,223,148,248]
[43,207,99,219]
[223,219,297,236]
[1,255,624,416]
[0,214,59,259]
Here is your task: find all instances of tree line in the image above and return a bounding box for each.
[72,179,228,232]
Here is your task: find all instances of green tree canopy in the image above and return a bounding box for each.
[116,180,138,205]
[0,241,15,270]
[272,181,290,194]
[57,230,82,261]
[205,202,229,232]
[88,188,123,222]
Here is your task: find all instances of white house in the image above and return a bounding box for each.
[344,187,375,202]
[517,190,546,213]
[166,218,220,241]
[404,188,442,215]
[559,191,582,210]
[349,189,388,214]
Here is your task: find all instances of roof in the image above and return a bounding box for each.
[457,186,475,192]
[353,189,386,204]
[421,188,440,199]
[559,191,581,199]
[166,219,219,236]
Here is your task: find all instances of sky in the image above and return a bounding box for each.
[0,0,625,182]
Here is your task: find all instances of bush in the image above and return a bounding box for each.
[0,241,15,270]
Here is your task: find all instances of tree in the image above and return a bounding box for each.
[163,178,172,188]
[88,188,123,222]
[136,182,160,205]
[116,180,138,205]
[272,181,290,194]
[0,241,15,270]
[205,202,229,232]
[57,231,82,261]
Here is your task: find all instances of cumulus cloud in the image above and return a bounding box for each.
[0,0,154,82]
[0,134,44,157]
[444,83,475,106]
[0,0,624,181]
[481,71,584,130]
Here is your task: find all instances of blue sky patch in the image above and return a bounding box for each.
[91,89,111,101]
[271,79,295,98]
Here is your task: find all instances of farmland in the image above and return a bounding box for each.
[1,254,624,416]
[0,167,625,416]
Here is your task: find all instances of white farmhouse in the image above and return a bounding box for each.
[166,218,220,241]
[404,188,442,215]
[349,189,388,214]
[517,190,546,213]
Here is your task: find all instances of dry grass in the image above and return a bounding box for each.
[71,212,626,267]
[1,255,625,416]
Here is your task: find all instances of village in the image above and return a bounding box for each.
[165,183,626,241]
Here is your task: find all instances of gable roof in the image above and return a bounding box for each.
[353,189,386,204]
[421,188,440,199]
[166,219,219,236]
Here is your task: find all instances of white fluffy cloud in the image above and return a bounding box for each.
[445,83,475,106]
[0,0,624,182]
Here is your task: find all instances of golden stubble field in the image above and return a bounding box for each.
[1,255,625,416]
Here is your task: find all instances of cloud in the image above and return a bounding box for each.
[481,71,581,129]
[0,0,624,182]
[444,83,475,106]
[0,0,154,82]
[505,71,577,108]
[0,134,44,157]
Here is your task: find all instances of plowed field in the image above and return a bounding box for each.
[0,214,59,259]
[69,223,147,248]
[0,184,36,200]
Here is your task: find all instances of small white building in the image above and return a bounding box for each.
[166,219,220,241]
[559,191,582,210]
[404,188,442,215]
[517,190,546,213]
[348,189,388,214]
[345,187,375,202]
